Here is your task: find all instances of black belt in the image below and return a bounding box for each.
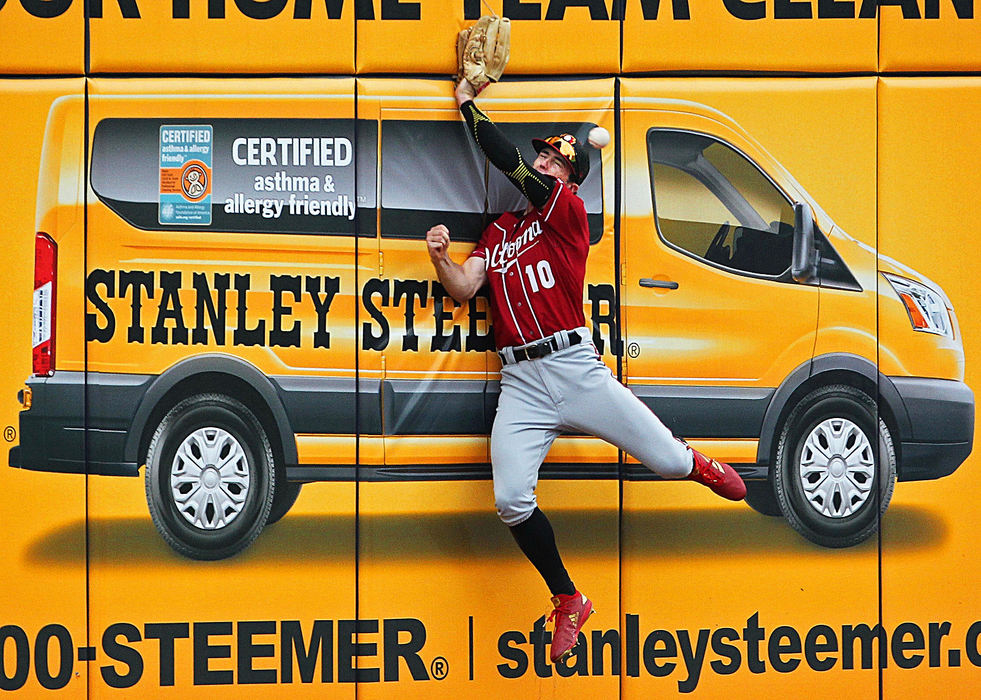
[500,330,583,365]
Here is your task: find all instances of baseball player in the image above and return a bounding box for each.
[426,78,747,665]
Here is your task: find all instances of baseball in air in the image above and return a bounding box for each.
[587,126,610,149]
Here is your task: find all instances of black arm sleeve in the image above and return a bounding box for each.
[460,100,556,210]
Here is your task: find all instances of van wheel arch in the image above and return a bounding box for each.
[127,356,297,474]
[759,356,904,470]
[769,373,902,468]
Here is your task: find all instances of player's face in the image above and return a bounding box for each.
[533,146,574,183]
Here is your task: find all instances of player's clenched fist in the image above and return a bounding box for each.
[426,224,452,262]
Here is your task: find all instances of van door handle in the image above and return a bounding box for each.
[639,278,679,290]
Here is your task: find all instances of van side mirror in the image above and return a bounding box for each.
[792,201,818,283]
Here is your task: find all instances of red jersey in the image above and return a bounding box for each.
[469,181,590,349]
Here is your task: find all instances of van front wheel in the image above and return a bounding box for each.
[773,385,895,548]
[145,394,275,560]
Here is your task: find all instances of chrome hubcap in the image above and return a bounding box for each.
[798,417,874,518]
[170,427,250,529]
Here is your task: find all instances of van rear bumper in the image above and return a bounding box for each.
[887,376,974,482]
[8,372,144,477]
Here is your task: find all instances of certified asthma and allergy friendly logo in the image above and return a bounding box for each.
[159,125,213,225]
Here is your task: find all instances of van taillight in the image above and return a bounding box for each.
[32,232,56,377]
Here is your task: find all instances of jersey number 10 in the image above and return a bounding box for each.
[524,260,555,293]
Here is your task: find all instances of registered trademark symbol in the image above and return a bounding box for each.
[627,342,640,358]
[3,426,14,443]
[430,656,449,680]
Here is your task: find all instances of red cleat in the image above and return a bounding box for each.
[548,591,594,663]
[687,447,747,501]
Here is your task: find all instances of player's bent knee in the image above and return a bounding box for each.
[495,490,536,526]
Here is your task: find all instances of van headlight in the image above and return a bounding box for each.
[883,273,953,338]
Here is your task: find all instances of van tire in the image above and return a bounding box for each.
[266,481,302,525]
[744,481,782,516]
[145,394,275,560]
[773,385,895,548]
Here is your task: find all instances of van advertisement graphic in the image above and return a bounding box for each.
[1,26,980,700]
[97,118,359,234]
[159,125,213,225]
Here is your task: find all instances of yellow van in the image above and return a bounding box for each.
[8,79,973,558]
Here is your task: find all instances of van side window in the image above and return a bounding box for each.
[91,118,375,236]
[380,120,487,242]
[379,120,604,244]
[648,129,795,278]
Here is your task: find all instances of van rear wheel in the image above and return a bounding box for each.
[145,394,275,560]
[773,385,895,548]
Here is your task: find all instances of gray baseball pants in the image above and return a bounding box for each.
[491,327,691,526]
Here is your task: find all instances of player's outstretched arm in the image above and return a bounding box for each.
[426,224,487,303]
[455,80,554,210]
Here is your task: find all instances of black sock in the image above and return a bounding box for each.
[508,507,575,597]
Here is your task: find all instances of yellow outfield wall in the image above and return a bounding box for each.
[0,4,979,698]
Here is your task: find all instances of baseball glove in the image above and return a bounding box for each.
[457,15,510,93]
